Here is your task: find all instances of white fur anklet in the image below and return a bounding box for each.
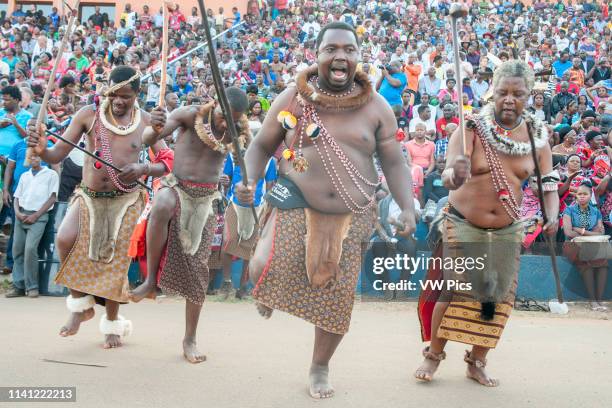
[66,295,95,313]
[99,314,133,338]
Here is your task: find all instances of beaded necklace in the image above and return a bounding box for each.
[91,109,140,193]
[194,105,230,154]
[295,102,380,214]
[310,76,356,98]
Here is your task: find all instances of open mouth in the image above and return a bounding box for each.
[330,66,348,81]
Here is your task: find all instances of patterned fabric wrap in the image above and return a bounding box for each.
[253,207,376,335]
[55,189,145,303]
[157,179,218,305]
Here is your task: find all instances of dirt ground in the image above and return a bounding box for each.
[0,295,610,408]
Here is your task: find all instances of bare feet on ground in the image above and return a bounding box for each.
[59,309,95,337]
[466,363,499,387]
[256,302,273,319]
[104,334,122,349]
[414,357,442,382]
[183,339,207,364]
[309,363,334,399]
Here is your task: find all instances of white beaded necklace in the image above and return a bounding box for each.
[99,98,142,136]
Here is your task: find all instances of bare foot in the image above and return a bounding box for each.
[309,363,334,399]
[256,302,273,319]
[183,339,207,364]
[414,347,445,382]
[465,351,498,387]
[129,280,156,303]
[59,309,95,337]
[103,334,122,349]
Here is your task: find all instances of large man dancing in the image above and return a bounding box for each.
[415,60,559,387]
[27,66,167,349]
[130,87,250,363]
[236,22,416,399]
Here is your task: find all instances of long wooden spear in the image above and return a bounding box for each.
[25,0,81,166]
[449,3,469,156]
[196,0,259,225]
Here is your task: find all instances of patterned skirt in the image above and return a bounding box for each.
[55,189,144,304]
[157,179,218,305]
[253,207,375,335]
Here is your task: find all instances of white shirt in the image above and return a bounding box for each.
[14,167,59,212]
[409,116,436,133]
[0,60,9,76]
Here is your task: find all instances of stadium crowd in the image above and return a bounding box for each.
[0,0,610,304]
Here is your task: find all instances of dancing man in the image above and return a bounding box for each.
[236,22,416,398]
[415,60,559,387]
[130,87,250,364]
[26,66,167,348]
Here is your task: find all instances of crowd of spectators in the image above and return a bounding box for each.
[0,0,610,302]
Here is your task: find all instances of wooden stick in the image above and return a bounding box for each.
[158,3,171,109]
[449,3,468,157]
[42,358,107,368]
[45,129,151,192]
[197,0,259,225]
[25,0,81,166]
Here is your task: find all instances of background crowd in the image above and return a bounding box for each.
[0,0,610,304]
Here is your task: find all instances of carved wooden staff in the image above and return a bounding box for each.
[449,3,469,156]
[196,0,259,224]
[25,0,81,166]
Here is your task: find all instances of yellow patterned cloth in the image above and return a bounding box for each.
[55,189,144,303]
[252,207,375,335]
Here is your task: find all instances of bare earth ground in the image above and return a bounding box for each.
[0,295,610,408]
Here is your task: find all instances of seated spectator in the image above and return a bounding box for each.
[5,155,59,298]
[529,92,552,123]
[408,104,436,139]
[405,123,435,176]
[421,155,449,209]
[562,182,608,311]
[578,131,611,180]
[554,100,581,126]
[370,185,419,299]
[376,60,407,110]
[436,103,459,140]
[552,126,578,157]
[551,81,577,117]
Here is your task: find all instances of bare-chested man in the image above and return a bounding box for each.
[129,87,249,364]
[235,22,416,399]
[415,60,559,387]
[26,66,167,349]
